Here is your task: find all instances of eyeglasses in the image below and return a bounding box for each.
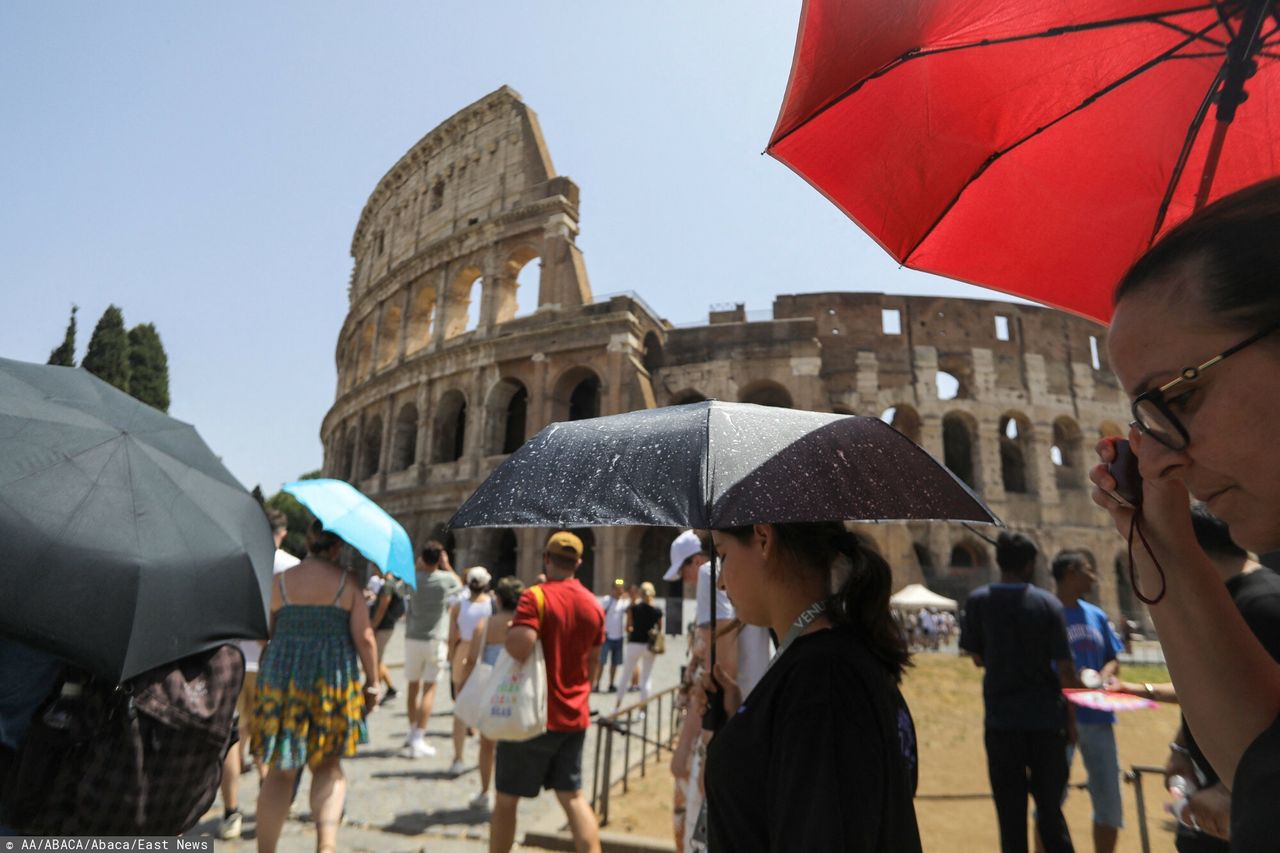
[1131,321,1280,450]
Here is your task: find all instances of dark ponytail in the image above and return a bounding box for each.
[721,522,911,681]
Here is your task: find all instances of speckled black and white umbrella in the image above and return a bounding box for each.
[449,401,998,530]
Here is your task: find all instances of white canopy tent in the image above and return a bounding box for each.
[889,583,958,612]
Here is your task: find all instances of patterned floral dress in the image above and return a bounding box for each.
[251,572,368,770]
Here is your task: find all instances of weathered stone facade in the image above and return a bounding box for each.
[321,87,1143,627]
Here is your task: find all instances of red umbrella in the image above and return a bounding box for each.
[767,0,1280,323]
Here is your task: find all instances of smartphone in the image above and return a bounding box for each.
[1105,439,1143,508]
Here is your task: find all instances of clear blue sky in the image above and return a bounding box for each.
[0,2,1023,494]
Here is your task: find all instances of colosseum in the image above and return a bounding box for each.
[320,86,1142,627]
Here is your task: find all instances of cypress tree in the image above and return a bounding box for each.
[81,305,131,393]
[47,304,78,366]
[127,322,170,412]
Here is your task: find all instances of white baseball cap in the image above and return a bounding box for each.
[466,566,492,587]
[663,530,704,582]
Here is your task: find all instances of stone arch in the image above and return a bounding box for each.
[498,245,539,323]
[377,303,402,369]
[880,404,922,444]
[359,414,383,481]
[637,527,678,587]
[433,389,468,463]
[484,378,529,455]
[551,366,603,422]
[570,527,597,591]
[935,354,973,399]
[948,539,990,571]
[1051,416,1085,490]
[935,370,963,401]
[406,283,436,353]
[739,380,793,408]
[493,529,519,580]
[913,542,937,582]
[1114,551,1140,622]
[999,411,1034,495]
[671,389,708,405]
[642,332,665,373]
[355,321,375,380]
[943,411,978,489]
[444,265,483,339]
[339,426,357,481]
[390,403,418,472]
[1099,420,1125,438]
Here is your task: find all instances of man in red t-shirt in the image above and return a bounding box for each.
[490,531,605,853]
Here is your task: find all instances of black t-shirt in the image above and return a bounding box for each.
[371,579,407,632]
[958,583,1071,731]
[1177,568,1280,850]
[627,603,661,643]
[704,624,921,853]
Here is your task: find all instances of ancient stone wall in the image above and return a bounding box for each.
[322,88,1145,629]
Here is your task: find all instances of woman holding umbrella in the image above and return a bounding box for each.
[251,521,379,853]
[1091,177,1280,847]
[698,521,921,851]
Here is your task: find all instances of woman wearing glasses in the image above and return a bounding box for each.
[1091,177,1280,849]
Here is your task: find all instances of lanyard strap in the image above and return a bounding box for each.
[766,599,828,673]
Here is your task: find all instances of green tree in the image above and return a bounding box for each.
[81,305,130,393]
[127,322,170,412]
[47,304,78,366]
[264,472,326,557]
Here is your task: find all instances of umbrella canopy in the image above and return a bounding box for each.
[283,478,416,589]
[0,357,274,682]
[768,0,1280,323]
[889,583,958,612]
[449,401,998,530]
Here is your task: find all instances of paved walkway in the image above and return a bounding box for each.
[189,608,692,851]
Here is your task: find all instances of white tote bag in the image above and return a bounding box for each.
[477,585,548,742]
[453,661,494,729]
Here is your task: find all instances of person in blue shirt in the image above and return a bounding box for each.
[1051,551,1126,853]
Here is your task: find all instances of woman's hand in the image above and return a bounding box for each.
[363,683,379,715]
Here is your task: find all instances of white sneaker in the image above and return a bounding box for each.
[470,790,493,812]
[448,759,466,777]
[402,738,436,759]
[217,810,242,840]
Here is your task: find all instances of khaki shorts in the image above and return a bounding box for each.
[404,637,447,683]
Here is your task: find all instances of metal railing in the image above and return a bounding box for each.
[589,685,684,827]
[1126,763,1171,853]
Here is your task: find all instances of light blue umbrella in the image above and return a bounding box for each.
[282,478,416,589]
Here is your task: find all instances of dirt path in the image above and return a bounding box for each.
[602,653,1185,851]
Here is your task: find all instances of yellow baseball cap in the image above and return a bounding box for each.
[545,530,584,559]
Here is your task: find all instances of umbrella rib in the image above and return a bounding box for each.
[1149,62,1229,239]
[902,22,1220,263]
[769,4,1218,147]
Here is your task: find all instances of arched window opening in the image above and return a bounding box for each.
[494,529,518,580]
[571,528,596,591]
[360,416,383,481]
[671,390,707,405]
[943,413,976,488]
[339,430,357,482]
[1052,417,1084,490]
[406,285,436,353]
[434,391,468,463]
[999,413,1032,494]
[445,267,483,339]
[949,543,979,569]
[880,404,921,444]
[485,379,529,455]
[642,332,665,374]
[936,371,961,401]
[569,377,601,421]
[391,404,418,472]
[637,528,678,587]
[913,543,937,582]
[377,304,402,369]
[503,248,539,322]
[739,381,793,408]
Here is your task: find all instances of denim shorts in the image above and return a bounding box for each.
[1067,722,1124,829]
[599,637,624,666]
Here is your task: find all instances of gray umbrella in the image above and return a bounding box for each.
[0,357,274,682]
[449,401,998,529]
